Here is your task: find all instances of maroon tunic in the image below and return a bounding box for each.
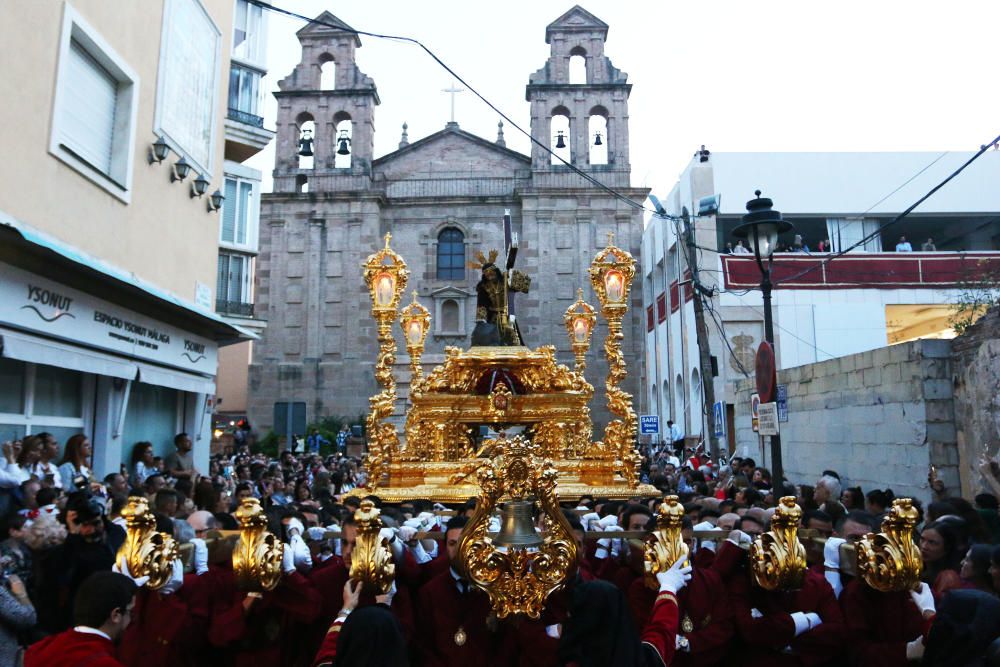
[415,569,509,667]
[839,579,926,667]
[26,630,124,667]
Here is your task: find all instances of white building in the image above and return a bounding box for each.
[642,150,1000,451]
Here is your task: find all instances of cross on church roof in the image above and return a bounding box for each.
[442,81,465,124]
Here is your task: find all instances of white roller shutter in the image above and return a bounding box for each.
[59,39,118,175]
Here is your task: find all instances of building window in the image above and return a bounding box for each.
[155,0,221,176]
[441,300,460,331]
[227,63,263,126]
[0,358,92,444]
[232,0,264,64]
[49,4,139,201]
[221,176,255,249]
[437,228,465,280]
[216,252,253,316]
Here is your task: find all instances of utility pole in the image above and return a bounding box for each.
[681,207,721,460]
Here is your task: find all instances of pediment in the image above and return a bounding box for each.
[431,286,474,299]
[296,11,361,45]
[373,126,530,181]
[545,6,609,42]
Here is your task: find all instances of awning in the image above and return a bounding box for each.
[135,361,215,395]
[0,328,138,380]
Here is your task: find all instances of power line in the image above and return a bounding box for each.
[247,0,670,218]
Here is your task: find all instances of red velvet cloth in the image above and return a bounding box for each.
[730,569,848,667]
[25,629,125,667]
[839,580,925,667]
[118,585,202,667]
[628,567,734,666]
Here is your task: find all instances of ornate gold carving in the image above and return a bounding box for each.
[348,500,396,595]
[588,234,640,486]
[399,291,431,384]
[644,495,690,590]
[750,496,807,591]
[456,435,578,619]
[232,497,284,592]
[857,498,922,592]
[363,233,409,488]
[564,288,597,374]
[509,270,531,294]
[114,496,179,591]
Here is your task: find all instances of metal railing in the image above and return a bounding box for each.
[216,299,255,317]
[227,108,264,128]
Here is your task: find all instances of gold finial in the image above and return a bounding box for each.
[606,231,615,246]
[384,232,392,249]
[577,288,584,300]
[412,290,419,303]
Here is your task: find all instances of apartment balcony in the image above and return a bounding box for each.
[216,299,255,318]
[224,64,274,162]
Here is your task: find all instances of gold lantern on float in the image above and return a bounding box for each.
[232,497,284,591]
[362,233,409,488]
[399,291,431,383]
[750,496,807,591]
[114,496,179,591]
[564,288,597,374]
[348,500,396,594]
[456,434,577,619]
[588,232,640,486]
[856,498,922,592]
[644,495,690,590]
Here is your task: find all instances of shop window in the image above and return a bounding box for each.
[122,382,179,458]
[33,365,83,418]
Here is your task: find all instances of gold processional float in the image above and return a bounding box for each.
[109,229,926,613]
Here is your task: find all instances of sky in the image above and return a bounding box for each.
[247,0,1000,199]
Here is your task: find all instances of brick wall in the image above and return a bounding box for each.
[734,339,956,504]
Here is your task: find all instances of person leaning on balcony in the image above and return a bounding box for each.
[733,240,751,255]
[922,237,937,251]
[895,236,913,252]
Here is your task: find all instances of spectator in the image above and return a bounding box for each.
[163,433,197,481]
[129,442,156,489]
[816,239,831,252]
[895,235,913,252]
[27,433,61,489]
[840,485,864,511]
[733,240,751,255]
[0,572,34,666]
[57,435,93,492]
[959,544,995,594]
[919,519,965,599]
[307,429,329,455]
[921,237,937,251]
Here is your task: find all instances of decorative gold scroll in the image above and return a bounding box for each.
[348,500,396,595]
[857,498,922,592]
[232,497,284,592]
[456,434,578,619]
[750,496,806,591]
[644,495,690,590]
[114,496,180,591]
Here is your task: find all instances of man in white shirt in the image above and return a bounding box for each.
[895,236,913,252]
[667,420,685,458]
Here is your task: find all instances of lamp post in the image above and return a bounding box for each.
[563,288,596,374]
[362,233,409,488]
[399,291,430,382]
[588,232,640,486]
[731,191,794,489]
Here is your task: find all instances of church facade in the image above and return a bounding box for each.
[248,6,650,434]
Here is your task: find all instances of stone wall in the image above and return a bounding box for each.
[733,339,958,504]
[951,307,1000,497]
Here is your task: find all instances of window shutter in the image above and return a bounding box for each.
[59,40,117,175]
[221,179,237,242]
[216,253,229,304]
[237,181,252,245]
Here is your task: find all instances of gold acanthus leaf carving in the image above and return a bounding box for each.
[644,495,690,590]
[857,498,923,592]
[750,496,807,591]
[114,496,179,591]
[349,500,396,595]
[232,497,284,592]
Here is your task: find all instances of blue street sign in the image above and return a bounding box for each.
[776,384,788,422]
[712,401,725,438]
[639,415,659,435]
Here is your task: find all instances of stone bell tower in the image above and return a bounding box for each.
[272,11,379,194]
[525,5,632,189]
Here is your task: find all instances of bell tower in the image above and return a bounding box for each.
[272,11,379,193]
[525,5,631,188]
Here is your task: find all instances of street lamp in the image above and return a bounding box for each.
[563,288,596,374]
[398,291,430,383]
[731,190,794,489]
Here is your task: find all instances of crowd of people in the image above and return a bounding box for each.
[0,430,998,665]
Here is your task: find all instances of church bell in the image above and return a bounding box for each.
[554,131,566,149]
[337,130,352,156]
[297,129,314,157]
[593,132,603,146]
[495,500,543,548]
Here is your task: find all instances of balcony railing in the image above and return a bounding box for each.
[216,299,255,317]
[227,107,264,128]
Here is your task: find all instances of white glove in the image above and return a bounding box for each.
[417,512,438,531]
[823,537,846,569]
[727,530,751,548]
[910,582,935,615]
[326,524,342,535]
[190,538,209,576]
[432,503,447,512]
[289,534,313,573]
[285,516,305,538]
[112,561,151,588]
[750,607,764,619]
[693,521,715,552]
[396,525,417,543]
[906,637,925,661]
[595,534,612,560]
[410,540,433,564]
[159,559,185,595]
[403,518,424,530]
[488,516,501,534]
[606,525,624,559]
[655,556,692,594]
[790,611,822,636]
[376,580,397,607]
[597,515,619,529]
[581,512,600,530]
[380,527,403,562]
[281,541,295,574]
[306,526,327,541]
